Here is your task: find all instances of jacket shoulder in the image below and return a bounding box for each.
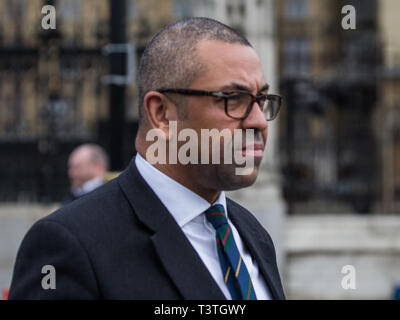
[44,178,125,227]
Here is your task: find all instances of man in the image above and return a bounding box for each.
[63,144,109,204]
[9,17,285,300]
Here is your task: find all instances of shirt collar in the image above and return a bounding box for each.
[135,153,227,227]
[71,176,103,197]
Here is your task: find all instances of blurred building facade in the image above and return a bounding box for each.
[379,0,400,213]
[274,0,400,300]
[0,0,399,212]
[1,0,400,300]
[0,0,177,202]
[0,0,285,218]
[277,0,381,214]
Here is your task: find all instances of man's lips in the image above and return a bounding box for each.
[240,142,265,157]
[242,142,264,150]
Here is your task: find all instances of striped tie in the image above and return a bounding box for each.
[205,204,257,300]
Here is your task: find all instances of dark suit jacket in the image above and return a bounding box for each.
[62,190,79,205]
[9,158,285,300]
[62,179,106,206]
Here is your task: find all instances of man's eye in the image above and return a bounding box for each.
[227,94,242,101]
[214,97,224,103]
[226,95,246,109]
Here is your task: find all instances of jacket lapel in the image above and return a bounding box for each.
[118,158,225,300]
[151,221,225,300]
[227,199,285,300]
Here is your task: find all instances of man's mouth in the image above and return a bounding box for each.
[241,142,264,157]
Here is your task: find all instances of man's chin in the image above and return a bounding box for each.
[220,163,260,191]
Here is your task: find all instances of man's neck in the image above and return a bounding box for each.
[138,152,220,204]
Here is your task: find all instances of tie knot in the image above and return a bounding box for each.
[205,204,228,229]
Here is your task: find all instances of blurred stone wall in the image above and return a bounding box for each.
[283,214,400,299]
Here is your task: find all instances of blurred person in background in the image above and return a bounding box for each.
[64,144,109,204]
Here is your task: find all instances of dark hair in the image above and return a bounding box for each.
[137,17,252,125]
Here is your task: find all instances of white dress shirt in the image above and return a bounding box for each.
[135,153,272,300]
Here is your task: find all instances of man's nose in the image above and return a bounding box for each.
[241,101,268,131]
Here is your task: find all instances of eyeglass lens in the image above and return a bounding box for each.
[225,93,279,120]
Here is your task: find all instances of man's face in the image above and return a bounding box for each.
[68,150,97,189]
[176,39,268,191]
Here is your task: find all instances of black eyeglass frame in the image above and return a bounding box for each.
[156,88,282,121]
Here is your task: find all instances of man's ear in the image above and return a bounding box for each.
[143,91,176,139]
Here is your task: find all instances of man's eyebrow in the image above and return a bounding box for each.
[259,83,270,92]
[218,82,270,93]
[218,83,250,92]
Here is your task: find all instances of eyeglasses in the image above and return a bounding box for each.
[156,88,282,121]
